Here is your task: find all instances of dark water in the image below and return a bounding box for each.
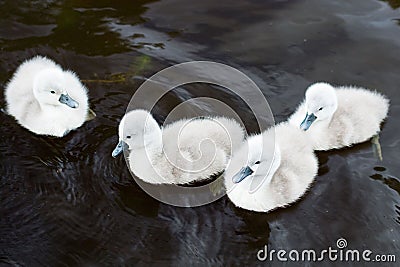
[1,0,400,266]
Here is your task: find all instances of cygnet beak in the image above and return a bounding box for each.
[300,112,317,131]
[232,166,254,183]
[112,140,126,158]
[59,93,79,108]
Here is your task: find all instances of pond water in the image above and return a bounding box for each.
[0,0,399,266]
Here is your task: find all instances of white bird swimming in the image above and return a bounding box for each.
[288,82,389,151]
[224,122,318,212]
[4,56,90,137]
[112,110,245,185]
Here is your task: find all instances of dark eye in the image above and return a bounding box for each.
[50,90,56,94]
[318,107,323,111]
[126,135,131,139]
[255,161,261,164]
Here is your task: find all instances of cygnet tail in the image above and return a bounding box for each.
[212,117,246,155]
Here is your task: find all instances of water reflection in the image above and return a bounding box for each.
[0,0,160,55]
[381,0,400,9]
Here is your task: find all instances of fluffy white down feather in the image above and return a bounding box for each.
[5,56,89,137]
[224,122,318,212]
[289,82,389,150]
[115,110,245,184]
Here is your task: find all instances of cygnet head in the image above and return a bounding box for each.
[112,110,162,158]
[231,132,281,192]
[300,82,338,131]
[33,68,79,109]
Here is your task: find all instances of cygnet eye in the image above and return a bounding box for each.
[318,107,323,111]
[126,135,131,139]
[255,161,261,165]
[50,90,56,94]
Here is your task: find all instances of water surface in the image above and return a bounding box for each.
[0,0,399,265]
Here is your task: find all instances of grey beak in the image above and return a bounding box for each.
[300,112,317,131]
[232,166,254,183]
[59,93,79,108]
[112,140,125,158]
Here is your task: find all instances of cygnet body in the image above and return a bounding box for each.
[112,110,245,185]
[289,82,389,150]
[224,122,318,212]
[5,56,89,137]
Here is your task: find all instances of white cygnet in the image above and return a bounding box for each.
[224,122,318,212]
[289,82,389,150]
[112,110,245,185]
[5,55,90,137]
